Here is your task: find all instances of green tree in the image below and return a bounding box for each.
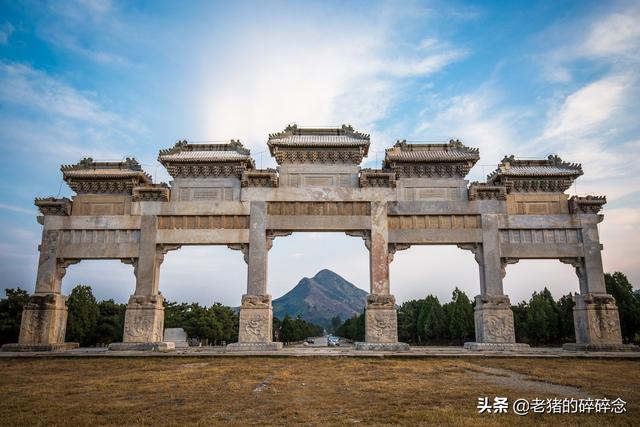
[397,299,424,344]
[557,293,575,343]
[330,315,342,333]
[336,312,364,341]
[417,295,446,344]
[0,288,30,345]
[605,272,640,344]
[447,288,474,344]
[94,299,126,345]
[512,301,529,343]
[66,285,100,346]
[525,288,559,345]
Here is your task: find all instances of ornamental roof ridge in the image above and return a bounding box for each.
[60,157,144,172]
[158,139,250,156]
[268,124,370,140]
[487,154,583,181]
[387,138,479,154]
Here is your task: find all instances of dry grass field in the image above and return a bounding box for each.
[0,356,638,426]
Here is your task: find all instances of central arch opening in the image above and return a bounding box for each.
[268,232,369,346]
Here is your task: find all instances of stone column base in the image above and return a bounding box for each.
[573,293,623,346]
[108,342,175,352]
[123,294,165,343]
[1,343,79,352]
[18,293,70,345]
[562,343,639,352]
[364,294,404,345]
[464,342,530,351]
[238,294,274,344]
[226,342,284,351]
[473,295,517,344]
[355,342,410,351]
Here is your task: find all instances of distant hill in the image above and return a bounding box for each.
[273,269,367,328]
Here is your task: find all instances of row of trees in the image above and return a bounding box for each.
[337,273,640,346]
[274,314,324,343]
[1,272,638,346]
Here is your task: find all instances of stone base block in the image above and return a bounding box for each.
[108,342,175,352]
[123,294,165,343]
[573,293,623,346]
[226,342,283,351]
[18,293,69,345]
[238,294,273,343]
[562,343,639,352]
[473,295,517,344]
[464,342,531,351]
[354,342,410,351]
[1,342,79,352]
[365,295,399,344]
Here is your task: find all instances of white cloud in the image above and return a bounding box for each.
[0,21,14,45]
[0,203,36,215]
[0,62,115,123]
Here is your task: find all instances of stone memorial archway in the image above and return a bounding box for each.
[2,124,634,352]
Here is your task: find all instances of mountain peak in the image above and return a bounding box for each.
[273,269,367,328]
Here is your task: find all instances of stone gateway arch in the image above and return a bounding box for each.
[2,125,634,352]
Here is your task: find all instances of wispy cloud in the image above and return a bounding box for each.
[0,21,14,45]
[0,203,35,215]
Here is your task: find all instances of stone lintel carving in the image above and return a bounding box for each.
[56,258,80,282]
[457,243,483,266]
[121,257,139,278]
[266,230,293,250]
[127,293,164,307]
[359,169,397,188]
[346,230,371,250]
[500,257,519,279]
[468,182,507,201]
[241,169,279,188]
[241,294,272,308]
[156,244,181,265]
[132,183,170,202]
[475,294,511,309]
[568,195,606,214]
[367,294,396,307]
[387,243,410,263]
[228,243,249,264]
[35,197,71,216]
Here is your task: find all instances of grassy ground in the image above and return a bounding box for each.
[0,357,638,426]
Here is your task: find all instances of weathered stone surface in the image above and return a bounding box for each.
[164,328,188,348]
[571,293,623,346]
[226,342,284,351]
[473,295,516,344]
[1,343,79,352]
[562,343,639,352]
[364,303,398,344]
[108,342,175,352]
[354,342,410,351]
[238,294,273,343]
[18,293,70,345]
[123,294,164,343]
[464,342,531,351]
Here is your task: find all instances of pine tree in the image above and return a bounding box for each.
[605,272,640,344]
[417,295,446,344]
[66,285,100,346]
[447,288,474,344]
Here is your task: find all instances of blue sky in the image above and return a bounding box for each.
[0,0,638,306]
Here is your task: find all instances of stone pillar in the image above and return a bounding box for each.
[227,202,282,351]
[117,216,167,347]
[2,229,79,352]
[562,225,637,351]
[357,201,408,351]
[460,216,528,351]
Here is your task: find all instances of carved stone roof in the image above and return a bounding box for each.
[158,140,254,178]
[487,155,583,193]
[61,158,151,194]
[268,124,370,164]
[383,139,479,178]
